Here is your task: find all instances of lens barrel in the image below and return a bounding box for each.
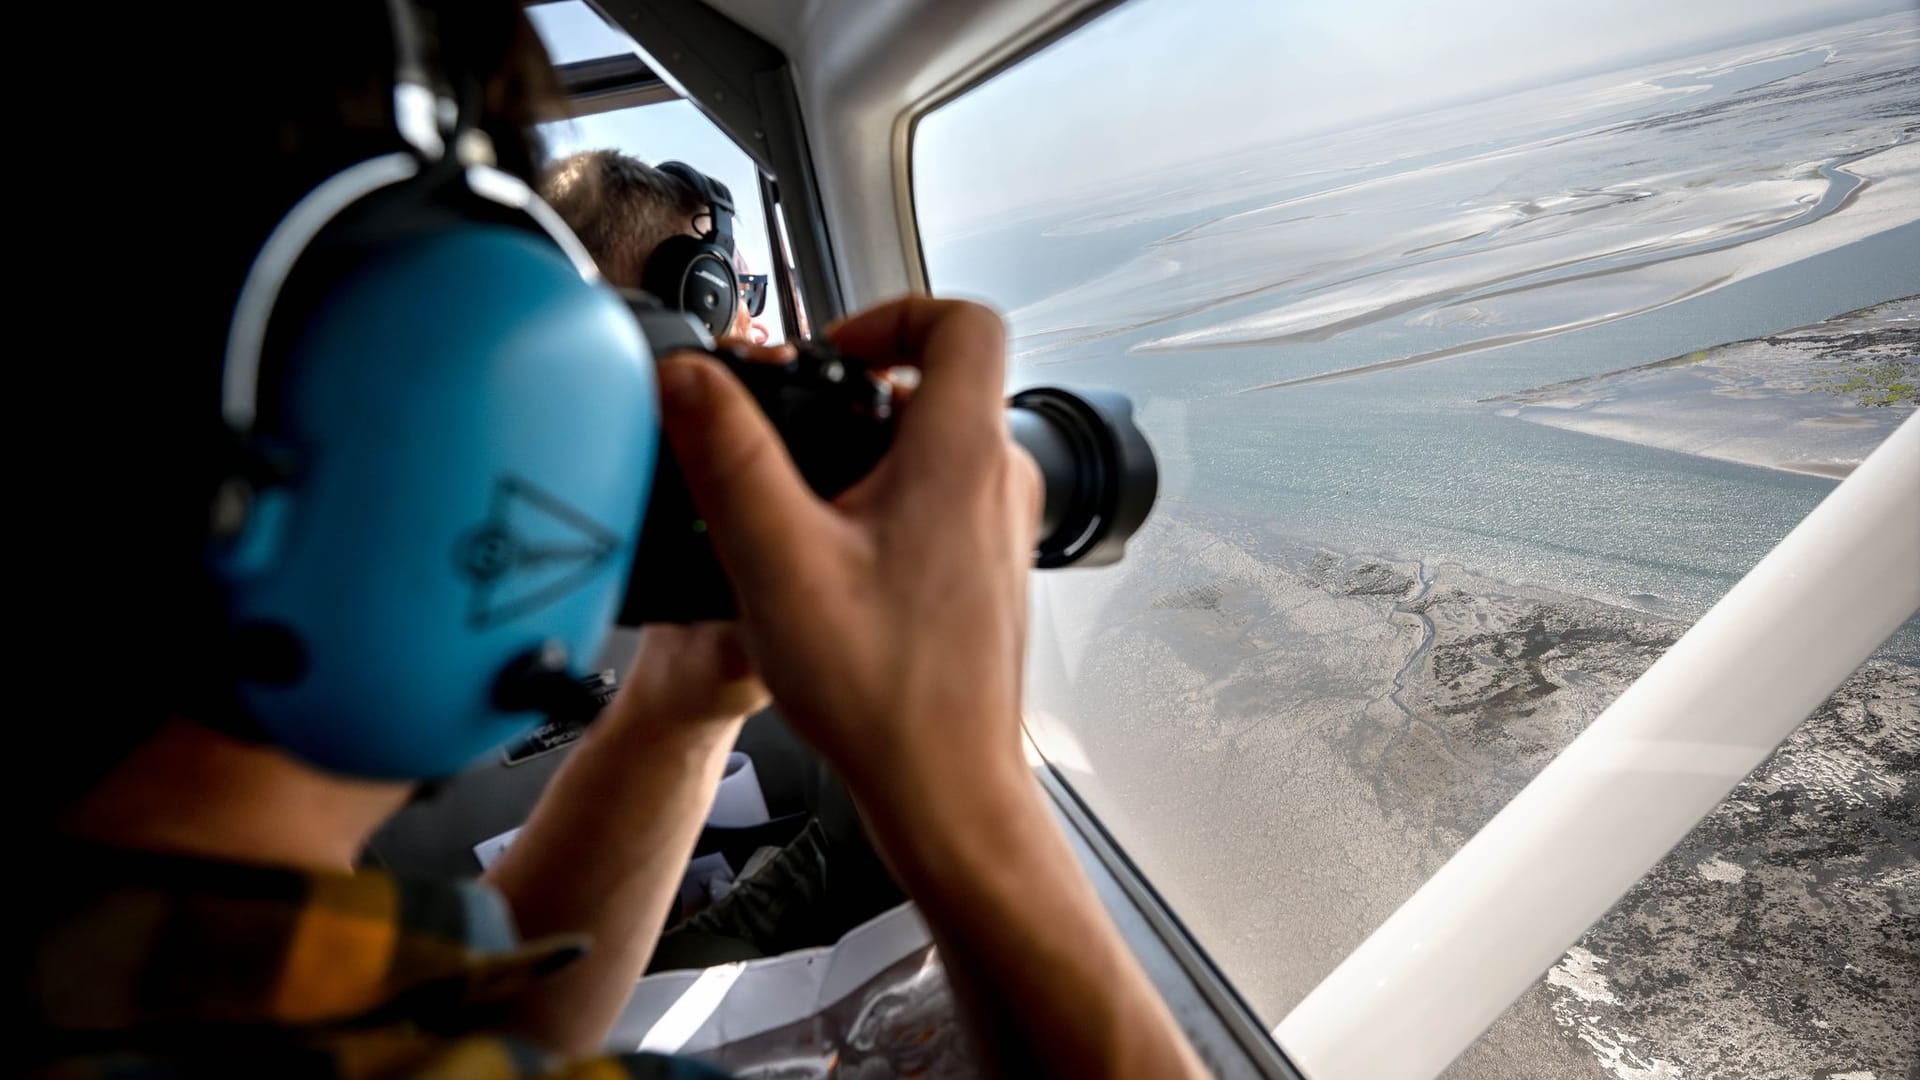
[1006,387,1158,568]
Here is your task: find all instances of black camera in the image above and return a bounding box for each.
[619,304,1159,624]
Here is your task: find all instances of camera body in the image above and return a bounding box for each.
[617,301,1158,625]
[622,340,895,623]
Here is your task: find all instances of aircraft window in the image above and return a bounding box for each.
[913,1,1919,1076]
[527,1,640,65]
[542,101,787,344]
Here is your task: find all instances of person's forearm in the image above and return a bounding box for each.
[861,751,1208,1079]
[485,709,743,1057]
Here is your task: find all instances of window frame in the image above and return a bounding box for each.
[555,54,679,115]
[537,0,838,341]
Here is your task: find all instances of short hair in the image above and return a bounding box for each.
[33,0,565,819]
[541,150,705,288]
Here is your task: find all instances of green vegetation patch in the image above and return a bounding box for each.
[1816,358,1919,407]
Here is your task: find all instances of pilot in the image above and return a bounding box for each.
[29,1,1208,1077]
[540,149,763,341]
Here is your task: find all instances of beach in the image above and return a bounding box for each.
[1028,510,1916,1079]
[1492,297,1918,480]
[1019,287,1918,1076]
[919,9,1920,1075]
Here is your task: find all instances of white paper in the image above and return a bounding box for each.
[473,826,521,870]
[607,901,934,1054]
[705,752,770,828]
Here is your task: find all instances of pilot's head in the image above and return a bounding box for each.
[541,149,755,339]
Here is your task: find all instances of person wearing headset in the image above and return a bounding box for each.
[28,2,1207,1078]
[539,150,769,343]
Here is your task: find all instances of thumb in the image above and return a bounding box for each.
[656,351,827,597]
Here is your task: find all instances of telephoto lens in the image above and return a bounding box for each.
[618,308,1158,623]
[1006,386,1157,569]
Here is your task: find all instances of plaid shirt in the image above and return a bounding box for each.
[29,842,730,1080]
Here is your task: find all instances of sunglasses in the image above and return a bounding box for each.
[740,273,769,317]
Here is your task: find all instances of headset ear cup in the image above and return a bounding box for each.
[221,225,658,779]
[685,249,739,334]
[643,234,738,338]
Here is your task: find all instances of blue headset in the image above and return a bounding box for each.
[212,0,661,778]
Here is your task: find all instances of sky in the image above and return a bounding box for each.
[527,0,1912,290]
[912,0,1912,224]
[527,1,639,65]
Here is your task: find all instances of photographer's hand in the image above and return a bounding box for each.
[658,297,1205,1078]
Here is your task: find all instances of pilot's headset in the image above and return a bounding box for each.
[213,0,660,778]
[642,162,741,337]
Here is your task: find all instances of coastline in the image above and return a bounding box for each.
[1030,511,1916,1078]
[1488,295,1917,480]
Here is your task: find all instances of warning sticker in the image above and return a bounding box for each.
[500,670,619,766]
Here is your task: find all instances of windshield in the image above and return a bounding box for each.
[914,1,1919,1076]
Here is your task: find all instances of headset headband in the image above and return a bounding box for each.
[220,0,602,433]
[205,0,663,780]
[384,0,446,160]
[657,161,735,250]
